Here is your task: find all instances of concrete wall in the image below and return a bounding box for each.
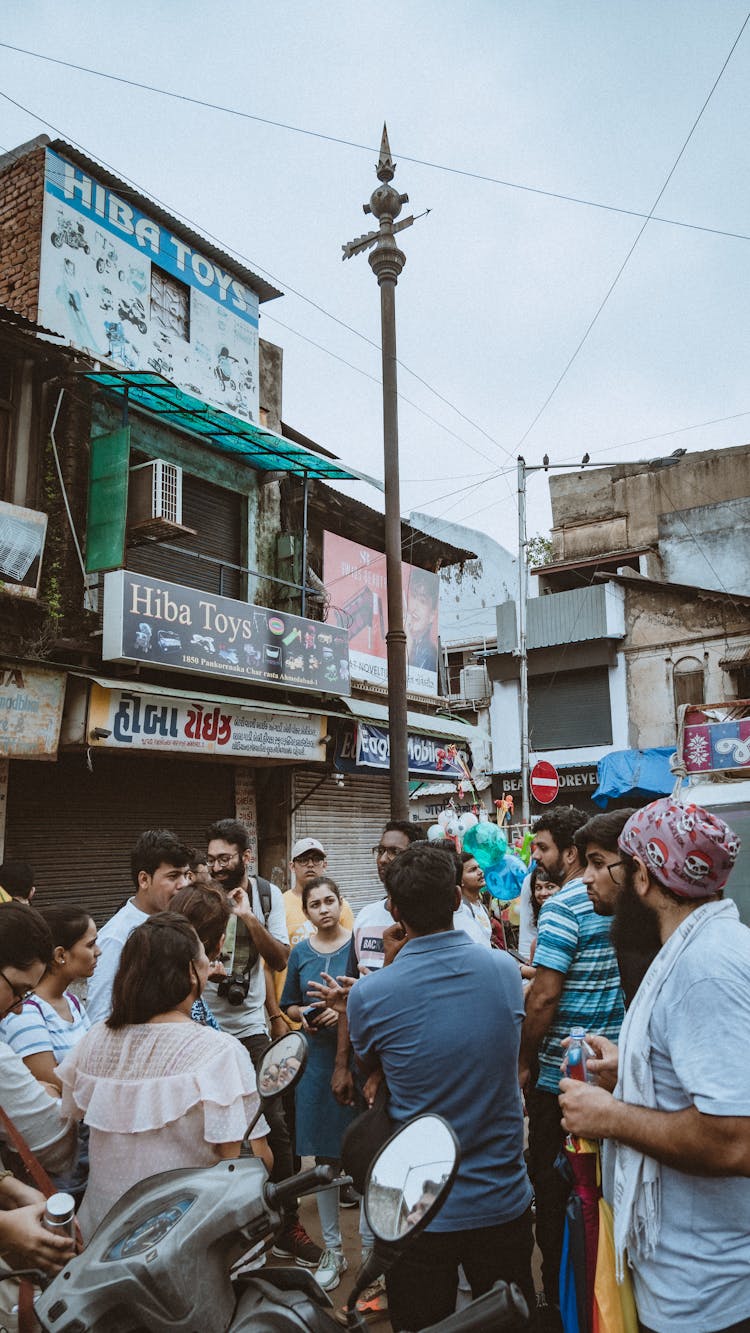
[0,138,46,321]
[548,444,750,566]
[659,498,750,597]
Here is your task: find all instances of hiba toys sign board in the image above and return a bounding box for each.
[38,148,260,423]
[322,532,440,698]
[102,570,351,697]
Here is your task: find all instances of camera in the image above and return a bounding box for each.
[217,971,251,1007]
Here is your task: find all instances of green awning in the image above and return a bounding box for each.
[82,370,358,480]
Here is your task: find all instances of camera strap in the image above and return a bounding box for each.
[230,877,274,977]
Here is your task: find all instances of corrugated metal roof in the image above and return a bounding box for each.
[719,644,750,668]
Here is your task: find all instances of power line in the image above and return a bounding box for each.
[514,10,750,453]
[2,39,750,246]
[0,91,518,485]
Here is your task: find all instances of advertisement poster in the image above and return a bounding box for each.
[87,685,326,763]
[0,501,48,598]
[334,723,470,777]
[38,148,259,423]
[322,532,439,697]
[103,570,351,696]
[0,665,66,758]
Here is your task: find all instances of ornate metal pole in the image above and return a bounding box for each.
[344,126,414,820]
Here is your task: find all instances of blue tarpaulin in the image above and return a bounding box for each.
[592,747,676,808]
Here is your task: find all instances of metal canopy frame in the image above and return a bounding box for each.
[82,370,358,480]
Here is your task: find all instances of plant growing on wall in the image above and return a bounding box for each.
[526,533,553,567]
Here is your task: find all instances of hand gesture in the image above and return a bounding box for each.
[228,885,253,919]
[559,1078,616,1139]
[382,922,407,966]
[584,1033,620,1092]
[306,973,355,1013]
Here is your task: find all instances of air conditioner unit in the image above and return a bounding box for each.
[459,665,490,703]
[127,461,193,543]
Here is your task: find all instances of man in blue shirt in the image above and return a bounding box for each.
[347,843,534,1331]
[520,806,624,1329]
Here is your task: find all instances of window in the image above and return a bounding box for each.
[528,666,612,749]
[673,656,705,713]
[150,266,190,341]
[445,651,465,695]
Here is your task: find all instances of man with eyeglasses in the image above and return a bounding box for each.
[87,829,192,1024]
[573,809,661,1008]
[519,805,624,1331]
[204,819,323,1269]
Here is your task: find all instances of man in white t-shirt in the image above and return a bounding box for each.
[87,829,192,1024]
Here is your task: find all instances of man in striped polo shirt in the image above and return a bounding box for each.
[520,806,624,1330]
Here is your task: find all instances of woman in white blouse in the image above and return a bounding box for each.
[59,912,271,1240]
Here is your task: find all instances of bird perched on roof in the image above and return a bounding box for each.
[543,453,550,470]
[581,452,590,466]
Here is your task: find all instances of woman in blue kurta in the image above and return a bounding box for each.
[280,875,356,1292]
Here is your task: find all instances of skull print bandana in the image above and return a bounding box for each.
[619,797,740,898]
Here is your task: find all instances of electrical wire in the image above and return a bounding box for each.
[2,39,750,246]
[0,91,516,479]
[513,10,750,454]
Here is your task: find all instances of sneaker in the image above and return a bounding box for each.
[314,1247,347,1292]
[272,1221,323,1268]
[230,1241,267,1278]
[356,1274,388,1320]
[339,1181,361,1208]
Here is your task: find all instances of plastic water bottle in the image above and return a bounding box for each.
[564,1026,595,1083]
[43,1192,76,1238]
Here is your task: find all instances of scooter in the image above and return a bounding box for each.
[32,1032,530,1332]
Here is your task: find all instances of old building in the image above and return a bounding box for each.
[485,445,750,814]
[0,135,482,913]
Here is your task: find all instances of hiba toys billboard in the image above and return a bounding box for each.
[38,148,259,423]
[323,532,439,698]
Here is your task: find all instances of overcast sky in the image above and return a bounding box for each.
[2,1,748,550]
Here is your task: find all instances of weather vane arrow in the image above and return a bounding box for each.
[342,209,430,260]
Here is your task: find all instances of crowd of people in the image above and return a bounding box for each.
[0,796,747,1333]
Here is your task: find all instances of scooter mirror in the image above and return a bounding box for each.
[257,1031,308,1098]
[364,1114,460,1243]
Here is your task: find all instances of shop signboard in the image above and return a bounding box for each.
[334,722,469,778]
[322,532,439,697]
[88,684,327,762]
[38,147,260,424]
[102,571,350,696]
[0,501,48,599]
[0,665,66,758]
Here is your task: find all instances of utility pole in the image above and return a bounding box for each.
[516,451,684,827]
[343,126,425,821]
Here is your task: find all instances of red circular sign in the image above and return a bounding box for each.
[530,760,560,805]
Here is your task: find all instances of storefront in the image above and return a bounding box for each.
[289,700,490,911]
[492,764,601,819]
[0,661,67,859]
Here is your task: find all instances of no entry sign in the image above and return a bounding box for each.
[530,760,560,805]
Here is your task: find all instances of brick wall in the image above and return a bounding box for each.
[0,146,44,320]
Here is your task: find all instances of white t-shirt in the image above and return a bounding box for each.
[206,878,289,1038]
[352,896,490,972]
[626,907,750,1331]
[86,897,148,1024]
[518,872,536,960]
[455,898,493,948]
[0,1041,76,1175]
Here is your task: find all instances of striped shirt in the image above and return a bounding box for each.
[533,877,624,1093]
[0,992,91,1065]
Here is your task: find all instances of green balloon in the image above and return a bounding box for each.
[461,821,508,870]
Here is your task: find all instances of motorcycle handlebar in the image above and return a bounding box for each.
[420,1282,530,1333]
[264,1164,337,1210]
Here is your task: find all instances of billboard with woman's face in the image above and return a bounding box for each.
[323,532,439,697]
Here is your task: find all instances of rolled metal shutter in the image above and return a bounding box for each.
[291,770,391,914]
[4,753,234,922]
[127,467,243,599]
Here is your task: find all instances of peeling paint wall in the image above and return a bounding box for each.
[409,511,516,644]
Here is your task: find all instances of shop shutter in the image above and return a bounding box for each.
[4,753,234,922]
[528,666,612,749]
[127,468,243,599]
[291,770,391,914]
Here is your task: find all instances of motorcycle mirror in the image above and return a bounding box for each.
[244,1031,308,1143]
[364,1114,460,1244]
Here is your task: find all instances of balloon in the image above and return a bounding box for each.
[437,810,453,829]
[457,812,478,836]
[427,824,444,842]
[461,821,508,870]
[484,854,527,901]
[442,813,459,837]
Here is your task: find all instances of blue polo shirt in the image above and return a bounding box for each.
[347,930,532,1232]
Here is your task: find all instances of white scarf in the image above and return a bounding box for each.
[612,897,738,1280]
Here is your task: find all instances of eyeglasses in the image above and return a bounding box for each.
[0,968,36,1018]
[372,845,402,861]
[206,853,239,868]
[294,853,325,866]
[604,859,628,883]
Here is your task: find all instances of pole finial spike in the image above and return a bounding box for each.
[376,123,396,182]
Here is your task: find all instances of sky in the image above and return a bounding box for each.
[1,0,749,552]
